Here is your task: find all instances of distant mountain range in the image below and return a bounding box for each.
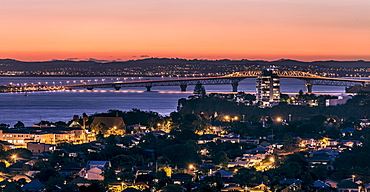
[0,58,369,76]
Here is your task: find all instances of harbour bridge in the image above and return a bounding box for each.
[64,70,370,93]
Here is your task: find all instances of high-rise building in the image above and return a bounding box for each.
[256,69,280,107]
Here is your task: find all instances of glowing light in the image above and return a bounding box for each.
[188,164,194,169]
[276,117,282,122]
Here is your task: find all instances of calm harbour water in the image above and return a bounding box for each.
[0,76,347,126]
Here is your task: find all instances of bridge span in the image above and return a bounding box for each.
[63,70,370,93]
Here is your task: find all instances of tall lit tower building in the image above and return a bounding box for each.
[256,68,280,107]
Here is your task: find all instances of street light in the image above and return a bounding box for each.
[269,157,275,162]
[11,154,17,162]
[224,116,230,122]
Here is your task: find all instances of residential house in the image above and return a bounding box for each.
[249,183,271,192]
[209,170,233,179]
[324,179,338,188]
[8,162,31,174]
[90,115,126,135]
[0,127,91,148]
[82,161,111,181]
[337,180,361,192]
[326,95,352,106]
[134,166,154,176]
[21,180,45,192]
[280,179,303,192]
[70,177,92,187]
[59,162,84,178]
[313,180,331,188]
[126,124,147,133]
[340,127,356,137]
[171,173,193,185]
[198,134,218,144]
[340,140,362,148]
[27,142,55,153]
[221,184,244,192]
[306,153,334,170]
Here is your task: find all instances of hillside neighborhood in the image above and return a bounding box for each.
[1,94,370,192]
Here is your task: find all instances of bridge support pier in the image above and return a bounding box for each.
[306,83,313,93]
[87,87,93,90]
[232,82,239,92]
[180,84,187,91]
[145,86,152,91]
[114,87,121,91]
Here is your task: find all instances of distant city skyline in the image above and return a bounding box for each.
[1,0,370,61]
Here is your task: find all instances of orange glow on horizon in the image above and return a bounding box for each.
[1,0,370,62]
[2,51,370,62]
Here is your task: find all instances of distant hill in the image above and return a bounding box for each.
[0,58,369,76]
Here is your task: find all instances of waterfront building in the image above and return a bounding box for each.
[90,114,126,135]
[256,69,281,107]
[0,127,93,148]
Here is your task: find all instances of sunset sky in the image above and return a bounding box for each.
[1,0,370,61]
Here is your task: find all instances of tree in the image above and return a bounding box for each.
[105,135,118,145]
[44,175,65,190]
[282,134,298,152]
[0,162,6,172]
[0,123,10,129]
[310,115,327,126]
[284,153,309,172]
[156,170,170,189]
[297,90,304,100]
[102,167,116,181]
[231,122,250,137]
[34,167,61,182]
[213,151,229,167]
[280,93,290,102]
[162,143,200,168]
[90,122,109,135]
[13,121,25,128]
[6,148,32,160]
[234,168,268,187]
[3,182,22,192]
[163,184,184,192]
[111,154,142,170]
[54,121,67,127]
[117,172,136,185]
[193,83,206,96]
[283,162,302,178]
